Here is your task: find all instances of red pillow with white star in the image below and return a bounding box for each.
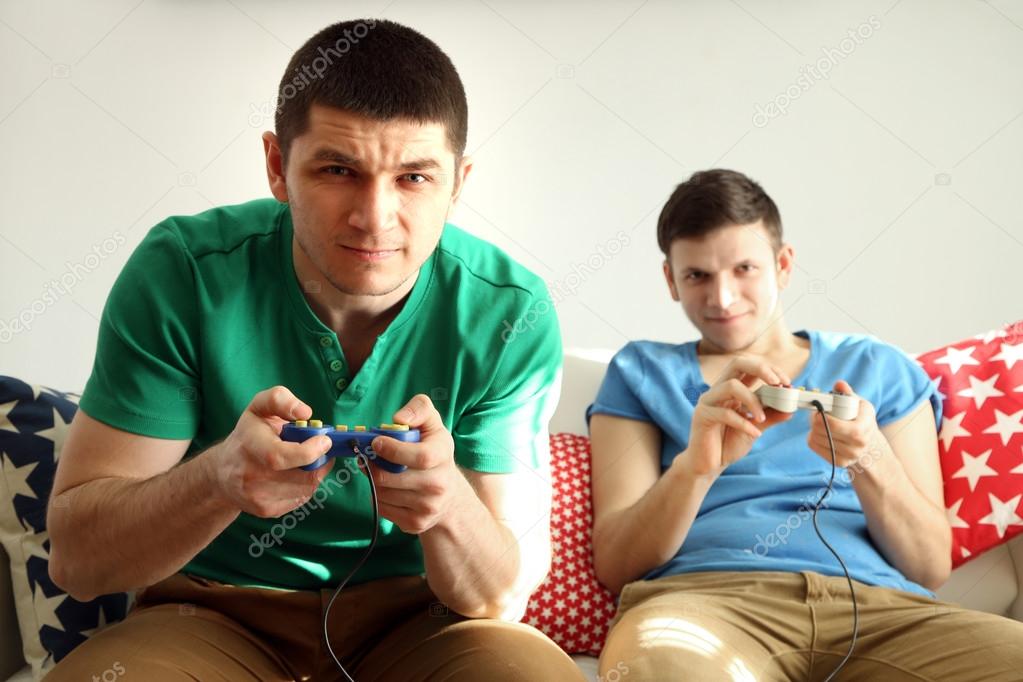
[914,321,1023,567]
[522,433,617,656]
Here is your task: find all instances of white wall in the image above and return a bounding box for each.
[1,0,1021,390]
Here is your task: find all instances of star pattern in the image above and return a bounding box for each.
[991,343,1023,370]
[977,493,1023,539]
[939,412,972,451]
[0,376,131,669]
[946,498,970,529]
[932,346,981,375]
[917,322,1023,567]
[952,449,998,492]
[1,450,37,501]
[983,409,1023,447]
[523,433,616,656]
[956,374,1004,409]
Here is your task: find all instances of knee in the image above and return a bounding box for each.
[438,620,584,680]
[600,606,731,680]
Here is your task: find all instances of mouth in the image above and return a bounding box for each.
[341,245,400,262]
[707,312,748,324]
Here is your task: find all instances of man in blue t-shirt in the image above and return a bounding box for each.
[588,169,1023,681]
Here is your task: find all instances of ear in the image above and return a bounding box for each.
[450,154,474,207]
[663,260,680,301]
[775,243,795,289]
[262,131,289,203]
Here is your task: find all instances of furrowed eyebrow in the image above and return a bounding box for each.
[310,148,442,173]
[312,148,359,164]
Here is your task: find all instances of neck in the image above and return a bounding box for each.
[293,239,417,338]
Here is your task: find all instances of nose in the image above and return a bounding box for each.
[348,177,399,233]
[708,274,737,311]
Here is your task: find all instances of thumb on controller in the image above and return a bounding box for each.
[833,380,856,397]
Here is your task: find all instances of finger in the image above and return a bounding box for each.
[249,386,312,421]
[264,434,333,471]
[721,357,783,388]
[376,502,420,533]
[393,394,444,433]
[365,460,422,490]
[706,405,762,439]
[762,408,795,428]
[272,464,335,498]
[372,437,443,471]
[832,380,856,396]
[707,380,766,421]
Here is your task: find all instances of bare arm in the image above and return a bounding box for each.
[849,401,952,590]
[48,388,335,602]
[47,410,238,601]
[365,395,553,620]
[419,466,553,620]
[590,414,716,594]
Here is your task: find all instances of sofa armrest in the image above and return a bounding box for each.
[0,545,26,680]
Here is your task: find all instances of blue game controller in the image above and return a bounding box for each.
[281,420,420,473]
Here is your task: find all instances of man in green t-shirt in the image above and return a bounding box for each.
[45,19,582,682]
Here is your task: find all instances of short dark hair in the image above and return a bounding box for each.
[656,169,782,257]
[274,19,468,169]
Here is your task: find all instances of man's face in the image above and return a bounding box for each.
[265,104,471,297]
[662,221,793,354]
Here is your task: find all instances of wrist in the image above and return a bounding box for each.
[668,450,720,491]
[425,467,480,538]
[195,443,236,513]
[848,438,899,491]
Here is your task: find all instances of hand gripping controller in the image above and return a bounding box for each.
[754,385,859,421]
[281,420,420,473]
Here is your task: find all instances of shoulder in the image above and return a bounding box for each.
[813,329,913,363]
[608,339,690,377]
[434,223,548,304]
[151,198,286,261]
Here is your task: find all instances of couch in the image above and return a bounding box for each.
[3,349,1023,680]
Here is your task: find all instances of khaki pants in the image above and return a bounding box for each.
[46,572,585,681]
[600,570,1023,682]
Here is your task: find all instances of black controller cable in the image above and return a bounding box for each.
[810,400,859,681]
[322,442,379,682]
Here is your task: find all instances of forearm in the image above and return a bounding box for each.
[593,453,715,594]
[419,475,545,620]
[851,447,952,590]
[47,447,240,601]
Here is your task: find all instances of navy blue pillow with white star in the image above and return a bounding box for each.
[0,376,130,668]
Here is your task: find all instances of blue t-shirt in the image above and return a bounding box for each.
[586,329,943,597]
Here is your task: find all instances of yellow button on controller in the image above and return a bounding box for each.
[380,423,410,431]
[309,419,322,428]
[354,425,366,432]
[335,424,348,431]
[294,420,308,427]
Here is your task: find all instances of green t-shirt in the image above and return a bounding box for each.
[80,198,562,591]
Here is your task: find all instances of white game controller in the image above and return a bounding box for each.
[754,385,859,421]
